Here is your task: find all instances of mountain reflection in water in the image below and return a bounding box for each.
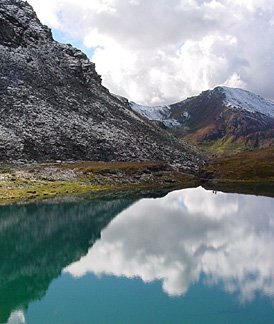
[0,194,138,323]
[65,187,274,301]
[1,187,274,323]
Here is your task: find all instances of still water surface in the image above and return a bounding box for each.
[1,187,274,323]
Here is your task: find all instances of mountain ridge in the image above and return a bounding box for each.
[130,86,274,121]
[130,86,274,154]
[0,0,200,172]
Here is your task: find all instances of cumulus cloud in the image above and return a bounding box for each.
[6,310,26,324]
[28,0,274,104]
[64,187,274,301]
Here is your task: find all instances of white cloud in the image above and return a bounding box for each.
[6,310,26,324]
[64,187,274,301]
[28,0,274,104]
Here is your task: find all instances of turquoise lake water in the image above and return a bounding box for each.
[1,187,274,323]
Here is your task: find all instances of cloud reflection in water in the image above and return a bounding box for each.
[65,187,274,301]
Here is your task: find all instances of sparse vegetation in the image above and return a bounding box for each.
[1,147,273,204]
[203,147,274,182]
[201,147,274,197]
[200,137,249,155]
[0,161,199,204]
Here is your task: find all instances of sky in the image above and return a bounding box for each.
[65,187,274,301]
[27,0,274,105]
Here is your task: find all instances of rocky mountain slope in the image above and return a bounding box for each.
[0,0,200,172]
[131,87,274,154]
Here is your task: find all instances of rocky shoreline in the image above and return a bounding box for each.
[1,148,273,204]
[0,161,200,204]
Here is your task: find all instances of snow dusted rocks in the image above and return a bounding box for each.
[131,87,274,151]
[0,0,201,172]
[130,102,181,128]
[169,87,274,149]
[220,86,274,118]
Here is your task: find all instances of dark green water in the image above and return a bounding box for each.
[1,187,274,324]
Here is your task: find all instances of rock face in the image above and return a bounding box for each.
[131,87,274,153]
[0,0,200,171]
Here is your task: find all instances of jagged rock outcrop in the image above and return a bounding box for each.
[0,0,201,172]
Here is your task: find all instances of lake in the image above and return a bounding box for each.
[1,187,274,324]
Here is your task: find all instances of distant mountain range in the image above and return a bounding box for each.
[131,87,274,154]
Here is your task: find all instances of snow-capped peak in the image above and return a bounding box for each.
[216,86,274,118]
[129,86,274,130]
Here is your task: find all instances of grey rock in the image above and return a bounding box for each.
[0,0,201,172]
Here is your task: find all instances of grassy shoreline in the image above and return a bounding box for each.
[201,147,274,197]
[0,161,199,204]
[1,147,273,204]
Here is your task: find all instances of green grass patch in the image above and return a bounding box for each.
[200,137,249,156]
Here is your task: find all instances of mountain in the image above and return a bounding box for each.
[0,190,170,323]
[0,195,136,323]
[0,0,200,172]
[130,87,274,154]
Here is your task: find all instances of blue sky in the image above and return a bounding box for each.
[29,0,274,105]
[51,29,95,59]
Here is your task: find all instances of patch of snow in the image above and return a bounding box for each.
[130,102,170,121]
[182,111,190,119]
[220,86,274,118]
[129,102,180,128]
[162,119,181,128]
